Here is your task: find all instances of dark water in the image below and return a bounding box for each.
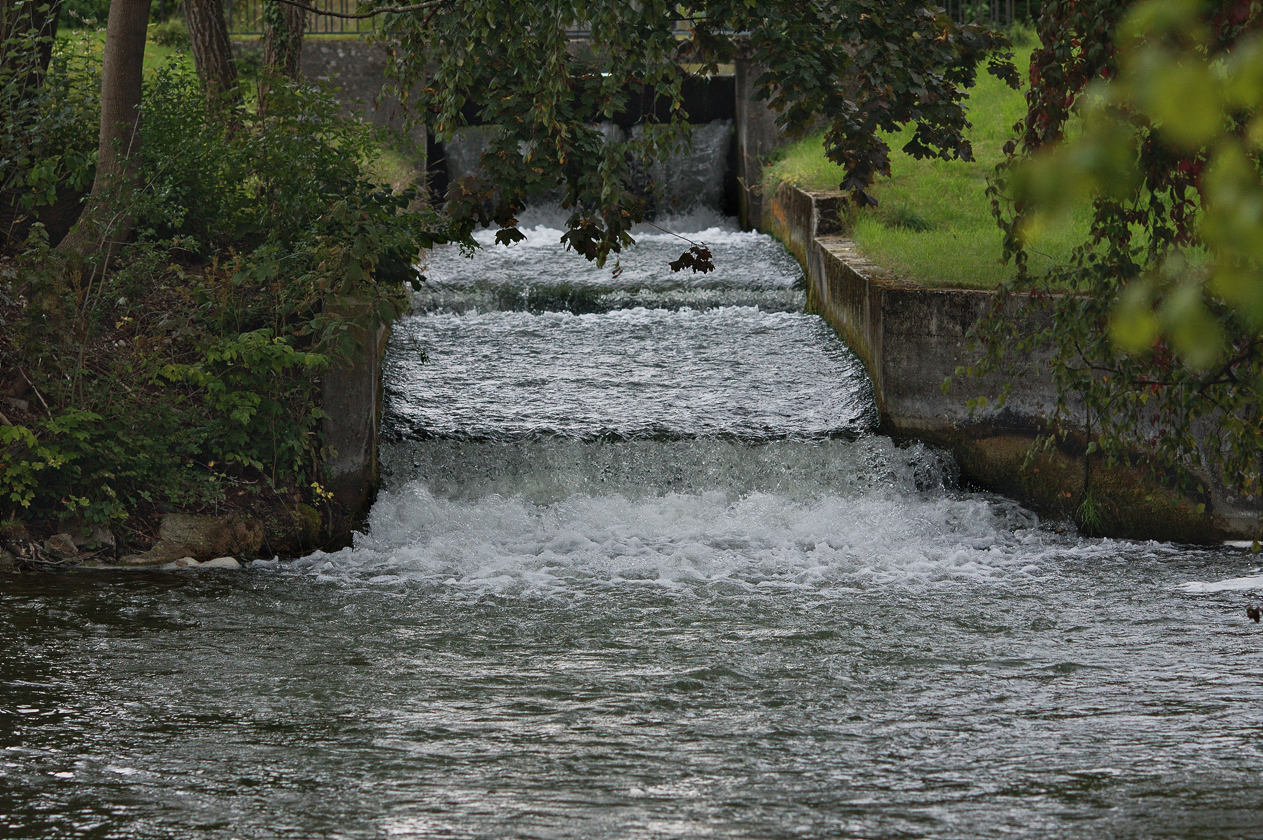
[4,212,1263,839]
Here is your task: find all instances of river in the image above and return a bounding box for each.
[3,210,1262,839]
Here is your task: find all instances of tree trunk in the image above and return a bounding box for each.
[57,0,150,260]
[183,0,242,112]
[257,0,304,113]
[263,0,305,79]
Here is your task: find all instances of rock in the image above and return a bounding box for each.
[295,503,322,544]
[160,557,201,570]
[0,547,16,572]
[58,516,116,550]
[201,556,241,569]
[75,524,115,550]
[267,503,323,555]
[44,533,77,556]
[158,514,262,559]
[117,553,174,567]
[123,514,263,566]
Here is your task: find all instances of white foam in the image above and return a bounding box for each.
[1179,573,1263,593]
[468,224,566,249]
[632,225,770,247]
[293,482,1086,597]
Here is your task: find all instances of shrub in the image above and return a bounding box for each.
[148,17,190,48]
[1,62,445,539]
[0,29,100,253]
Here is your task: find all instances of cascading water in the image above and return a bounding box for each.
[440,120,734,218]
[638,120,734,215]
[3,128,1263,840]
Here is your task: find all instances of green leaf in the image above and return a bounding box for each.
[1118,0,1204,47]
[1209,264,1263,329]
[1224,35,1263,108]
[1162,281,1225,369]
[1128,48,1223,151]
[1110,280,1161,353]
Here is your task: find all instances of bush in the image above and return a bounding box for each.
[0,30,100,253]
[148,17,190,48]
[1,62,445,540]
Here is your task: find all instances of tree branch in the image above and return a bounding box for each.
[268,0,445,21]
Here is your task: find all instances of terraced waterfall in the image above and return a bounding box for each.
[3,130,1263,839]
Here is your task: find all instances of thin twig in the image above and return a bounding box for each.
[268,0,445,21]
[640,219,708,249]
[16,367,49,412]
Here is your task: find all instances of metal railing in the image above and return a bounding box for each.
[226,0,379,36]
[224,2,1040,39]
[944,0,1039,27]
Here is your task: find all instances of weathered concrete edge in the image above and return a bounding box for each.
[321,307,392,546]
[765,182,1259,542]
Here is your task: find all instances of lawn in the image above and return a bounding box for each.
[59,24,421,191]
[762,46,1089,289]
[60,22,196,74]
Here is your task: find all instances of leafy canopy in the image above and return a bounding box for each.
[973,0,1263,507]
[374,0,1015,267]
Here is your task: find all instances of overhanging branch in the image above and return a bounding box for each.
[267,0,445,21]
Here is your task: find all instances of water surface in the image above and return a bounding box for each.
[3,213,1262,840]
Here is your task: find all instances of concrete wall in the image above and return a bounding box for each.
[235,39,426,172]
[321,309,391,519]
[734,55,789,231]
[768,183,1258,542]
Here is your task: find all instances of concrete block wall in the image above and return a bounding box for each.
[767,182,1257,542]
[734,55,789,231]
[321,309,391,518]
[234,39,427,170]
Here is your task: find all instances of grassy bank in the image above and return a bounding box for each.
[763,47,1088,289]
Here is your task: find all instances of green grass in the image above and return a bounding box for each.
[764,47,1089,289]
[365,144,427,192]
[62,24,197,74]
[60,27,422,187]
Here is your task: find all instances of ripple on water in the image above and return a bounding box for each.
[6,215,1263,840]
[385,307,876,442]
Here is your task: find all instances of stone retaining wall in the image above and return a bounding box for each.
[766,182,1258,542]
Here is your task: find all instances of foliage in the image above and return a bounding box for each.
[60,0,110,27]
[61,0,178,27]
[161,330,328,476]
[762,46,1090,289]
[970,0,1263,510]
[379,0,1017,269]
[1,60,443,534]
[1,26,100,252]
[136,62,416,251]
[148,16,190,48]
